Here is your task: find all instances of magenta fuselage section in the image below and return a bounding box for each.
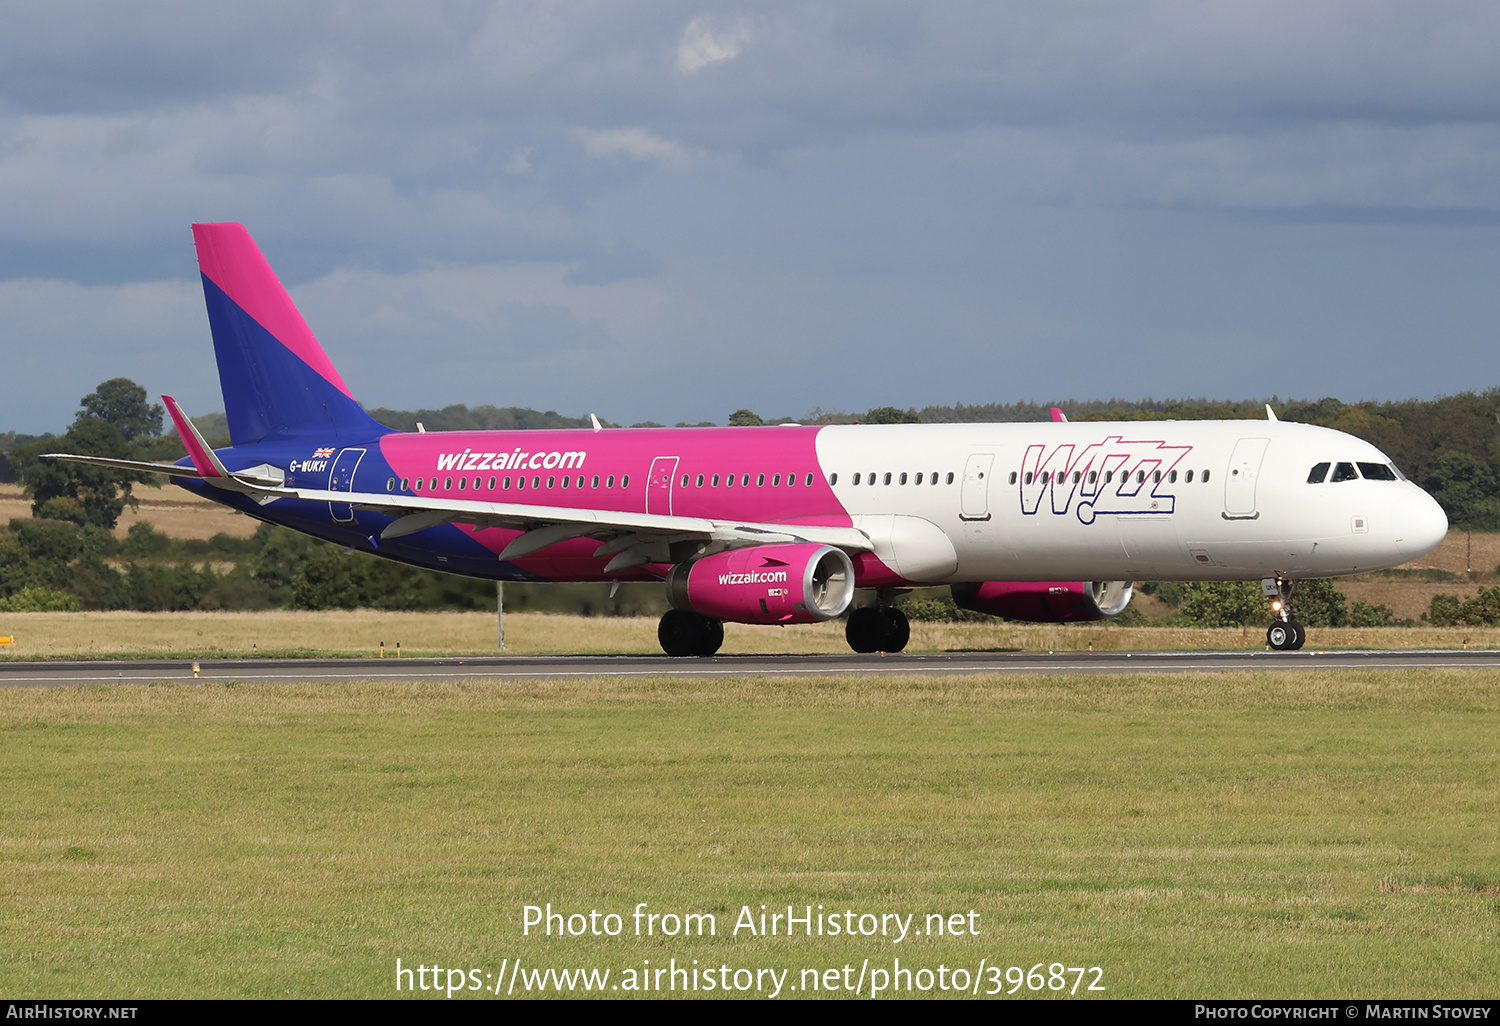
[377,426,854,583]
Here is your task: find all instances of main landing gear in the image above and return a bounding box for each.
[1264,576,1305,651]
[846,601,910,654]
[658,610,724,657]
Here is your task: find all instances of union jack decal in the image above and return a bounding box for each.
[313,447,335,458]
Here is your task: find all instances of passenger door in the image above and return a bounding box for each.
[328,447,365,523]
[1224,438,1270,519]
[647,456,679,515]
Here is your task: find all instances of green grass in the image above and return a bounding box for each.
[1,670,1497,998]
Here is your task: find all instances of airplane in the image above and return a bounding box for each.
[46,223,1449,655]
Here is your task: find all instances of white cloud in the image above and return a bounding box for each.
[677,15,751,73]
[575,127,720,170]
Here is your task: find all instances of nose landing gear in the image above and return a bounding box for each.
[1263,576,1305,651]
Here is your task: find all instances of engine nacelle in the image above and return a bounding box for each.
[666,544,856,625]
[951,580,1134,623]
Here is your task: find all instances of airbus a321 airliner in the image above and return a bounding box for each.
[49,224,1449,654]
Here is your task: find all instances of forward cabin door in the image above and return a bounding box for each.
[1224,438,1270,519]
[328,447,366,523]
[647,456,679,515]
[960,453,995,521]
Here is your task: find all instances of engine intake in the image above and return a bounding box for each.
[666,543,856,625]
[951,580,1134,623]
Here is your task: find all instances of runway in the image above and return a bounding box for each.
[2,648,1499,686]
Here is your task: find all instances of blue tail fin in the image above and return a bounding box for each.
[193,223,389,446]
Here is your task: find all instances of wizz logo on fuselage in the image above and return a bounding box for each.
[1020,436,1191,524]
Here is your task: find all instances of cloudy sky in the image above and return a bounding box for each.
[3,1,1499,432]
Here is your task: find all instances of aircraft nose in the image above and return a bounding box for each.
[1393,487,1449,558]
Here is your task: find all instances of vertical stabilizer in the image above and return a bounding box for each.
[193,223,387,445]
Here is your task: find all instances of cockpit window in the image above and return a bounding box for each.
[1330,462,1359,483]
[1358,462,1398,481]
[1307,462,1330,484]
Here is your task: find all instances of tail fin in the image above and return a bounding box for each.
[192,223,388,446]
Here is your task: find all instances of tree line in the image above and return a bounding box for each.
[5,379,1500,620]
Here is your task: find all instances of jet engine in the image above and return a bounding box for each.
[951,580,1134,623]
[666,543,856,625]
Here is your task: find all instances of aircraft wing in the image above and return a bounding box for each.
[276,483,872,570]
[42,451,872,571]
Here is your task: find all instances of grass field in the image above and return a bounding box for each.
[7,609,1500,660]
[0,669,1496,999]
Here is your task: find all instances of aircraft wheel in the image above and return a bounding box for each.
[694,617,725,657]
[1266,621,1302,651]
[660,610,722,657]
[846,607,883,653]
[880,607,910,653]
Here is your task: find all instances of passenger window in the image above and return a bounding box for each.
[413,478,423,491]
[606,475,614,488]
[1185,470,1193,483]
[1072,471,1081,484]
[622,476,629,488]
[758,474,766,486]
[830,473,839,485]
[1105,471,1113,484]
[1358,462,1397,481]
[1007,472,1015,485]
[517,476,525,490]
[547,476,555,489]
[1088,470,1097,484]
[1203,470,1210,483]
[1137,471,1145,484]
[726,473,735,487]
[946,472,954,484]
[681,474,690,487]
[502,477,511,489]
[1153,470,1161,483]
[1331,462,1358,483]
[401,477,409,491]
[805,474,814,486]
[386,477,395,492]
[1168,470,1177,483]
[1307,462,1330,484]
[852,473,861,485]
[899,472,908,485]
[591,476,600,488]
[773,474,781,486]
[490,477,498,489]
[696,474,704,487]
[742,475,749,486]
[882,472,891,485]
[1024,472,1034,485]
[445,477,453,490]
[711,474,720,487]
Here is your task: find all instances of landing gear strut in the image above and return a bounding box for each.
[658,609,724,657]
[1263,576,1305,651]
[845,596,910,654]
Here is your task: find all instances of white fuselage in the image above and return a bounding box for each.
[815,420,1448,583]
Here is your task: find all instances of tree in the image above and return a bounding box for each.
[727,409,764,426]
[863,406,920,424]
[77,378,163,442]
[13,379,163,530]
[1421,452,1500,529]
[15,418,136,528]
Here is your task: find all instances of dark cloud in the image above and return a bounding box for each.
[3,2,1500,431]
